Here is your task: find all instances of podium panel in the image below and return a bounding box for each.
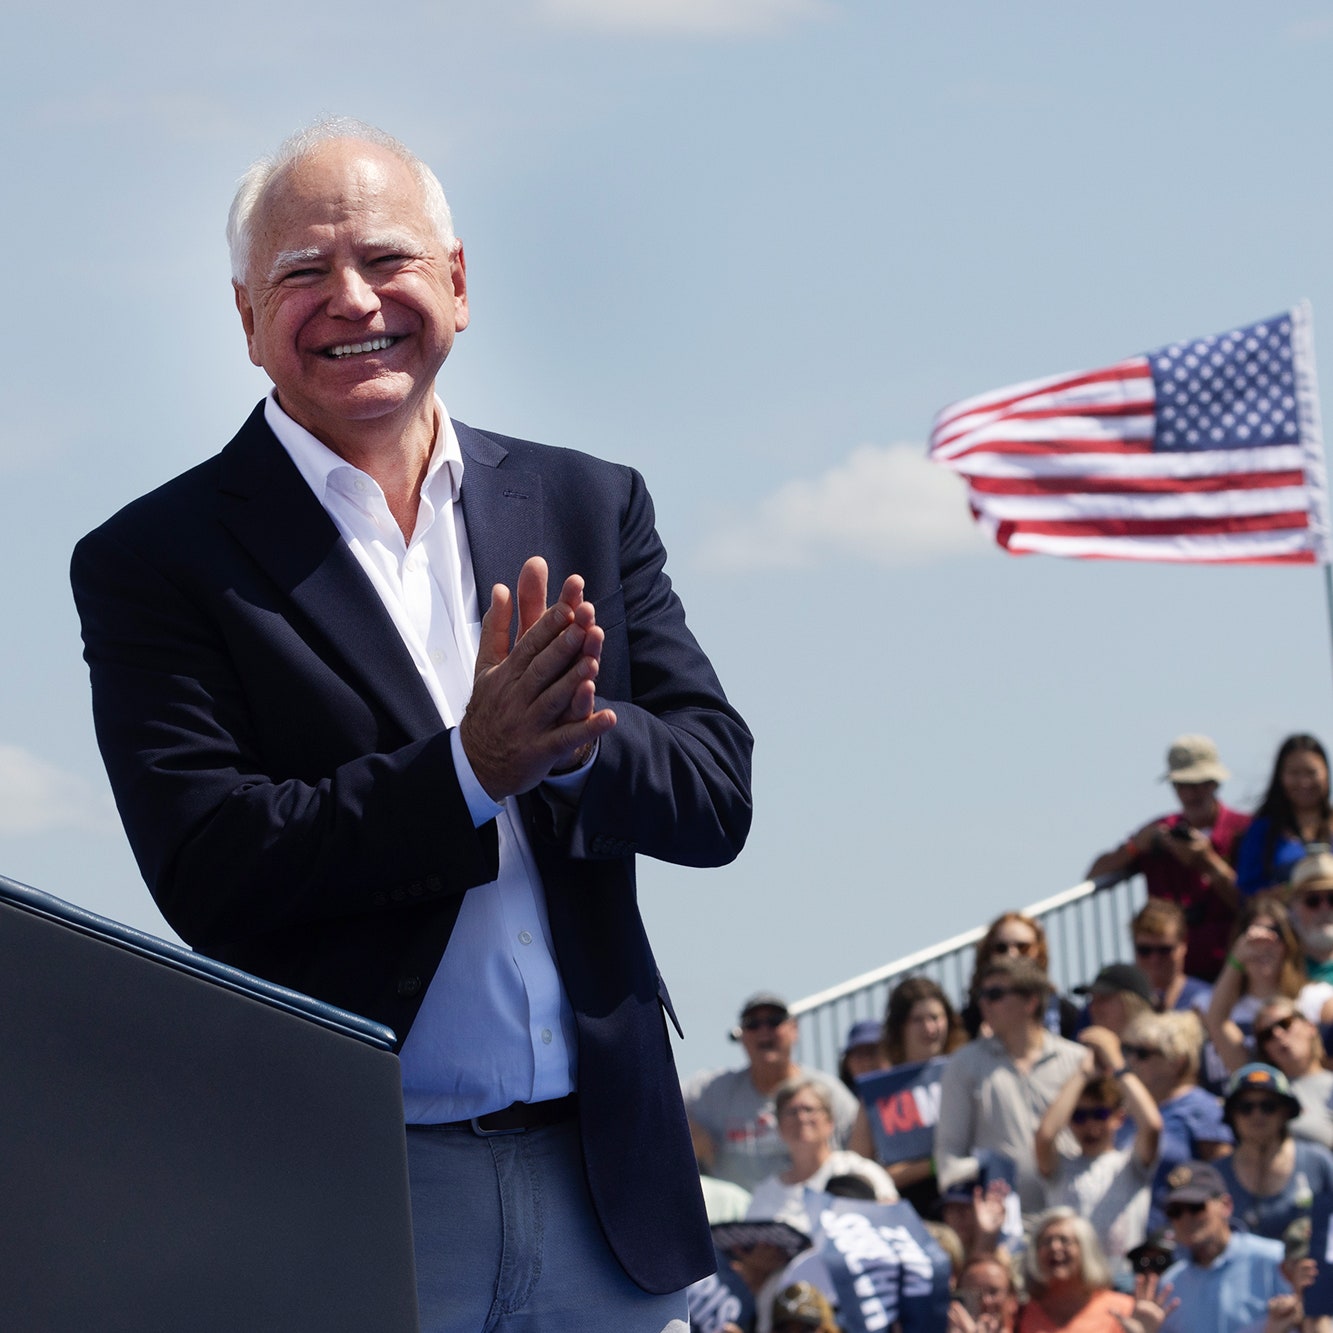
[0,875,419,1332]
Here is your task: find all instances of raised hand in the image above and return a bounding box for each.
[461,556,617,799]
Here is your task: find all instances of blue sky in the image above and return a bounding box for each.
[4,1,1333,1077]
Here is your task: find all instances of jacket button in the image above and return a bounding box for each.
[397,976,422,997]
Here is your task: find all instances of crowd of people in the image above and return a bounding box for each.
[681,733,1333,1333]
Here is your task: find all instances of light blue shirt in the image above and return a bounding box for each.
[1159,1231,1288,1333]
[267,392,584,1121]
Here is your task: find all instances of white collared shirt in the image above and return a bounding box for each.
[265,392,579,1121]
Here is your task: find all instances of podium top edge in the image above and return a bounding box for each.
[0,874,399,1052]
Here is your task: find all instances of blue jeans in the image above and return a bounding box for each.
[405,1118,689,1332]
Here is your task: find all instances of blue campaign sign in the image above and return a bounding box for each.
[686,1245,754,1333]
[856,1057,948,1165]
[1307,1195,1333,1317]
[807,1193,952,1333]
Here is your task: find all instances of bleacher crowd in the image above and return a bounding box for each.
[679,734,1333,1333]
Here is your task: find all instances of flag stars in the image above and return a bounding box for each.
[1150,312,1300,451]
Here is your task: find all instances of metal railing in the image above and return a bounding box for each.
[789,874,1147,1073]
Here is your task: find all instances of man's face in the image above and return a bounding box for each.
[1134,931,1186,989]
[1291,885,1333,960]
[1071,1096,1122,1155]
[1087,989,1130,1034]
[976,974,1036,1040]
[234,139,468,456]
[1172,780,1218,824]
[1168,1194,1231,1256]
[740,1007,797,1070]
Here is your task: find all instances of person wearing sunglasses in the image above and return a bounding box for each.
[1287,849,1333,986]
[1086,735,1249,983]
[1118,1010,1233,1234]
[963,914,1080,1041]
[1204,897,1333,1079]
[1252,999,1333,1149]
[684,993,859,1191]
[1034,1027,1162,1283]
[936,957,1086,1218]
[1155,1160,1293,1333]
[1214,1064,1333,1243]
[1130,900,1214,1015]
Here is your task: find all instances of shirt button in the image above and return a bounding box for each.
[540,1028,552,1045]
[354,478,369,494]
[431,649,446,664]
[518,930,532,945]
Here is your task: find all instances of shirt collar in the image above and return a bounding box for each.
[263,391,464,506]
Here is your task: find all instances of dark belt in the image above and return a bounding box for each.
[429,1093,578,1137]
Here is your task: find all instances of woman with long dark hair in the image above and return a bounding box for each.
[1236,734,1331,895]
[849,976,967,1213]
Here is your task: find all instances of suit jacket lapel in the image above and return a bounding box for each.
[214,405,444,742]
[454,420,544,631]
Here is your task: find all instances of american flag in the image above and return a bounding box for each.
[927,304,1330,564]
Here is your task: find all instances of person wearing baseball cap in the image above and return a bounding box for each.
[1087,735,1250,982]
[1072,963,1155,1036]
[1155,1160,1292,1332]
[682,992,859,1191]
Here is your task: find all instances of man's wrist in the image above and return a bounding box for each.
[551,741,596,776]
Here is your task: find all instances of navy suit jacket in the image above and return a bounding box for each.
[70,403,753,1293]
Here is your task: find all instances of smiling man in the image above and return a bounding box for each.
[1157,1162,1291,1333]
[683,993,858,1191]
[70,118,752,1333]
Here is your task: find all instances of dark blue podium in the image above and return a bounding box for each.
[0,874,419,1332]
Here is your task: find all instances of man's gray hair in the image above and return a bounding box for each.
[226,116,459,282]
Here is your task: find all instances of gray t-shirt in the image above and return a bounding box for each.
[935,1031,1086,1215]
[681,1066,860,1191]
[1289,1068,1333,1149]
[1044,1146,1153,1270]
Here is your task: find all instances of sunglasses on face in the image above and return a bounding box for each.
[1132,1250,1173,1276]
[991,940,1034,955]
[1233,1098,1283,1116]
[1071,1106,1115,1124]
[1257,1014,1299,1044]
[1135,942,1178,959]
[977,985,1019,1003]
[740,1016,787,1032]
[1301,891,1333,911]
[1121,1044,1160,1061]
[1165,1201,1206,1220]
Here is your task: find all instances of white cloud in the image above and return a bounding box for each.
[695,442,989,572]
[0,746,118,837]
[536,0,829,35]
